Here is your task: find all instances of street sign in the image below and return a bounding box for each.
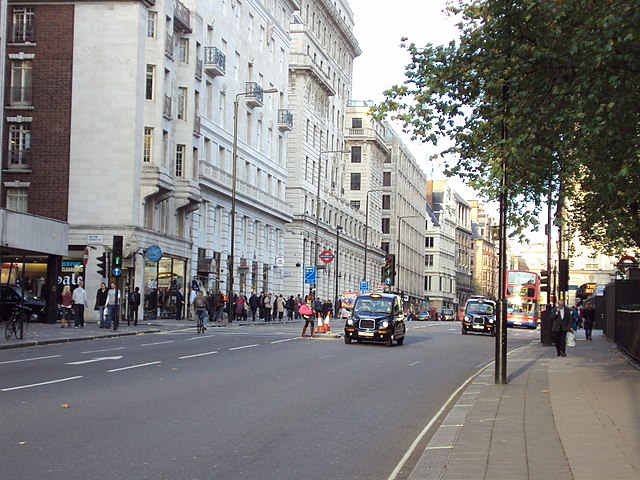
[360,280,369,291]
[384,277,392,285]
[146,245,163,262]
[112,267,122,277]
[304,266,316,284]
[319,250,334,263]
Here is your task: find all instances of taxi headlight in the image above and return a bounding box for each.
[346,318,354,326]
[464,315,470,322]
[381,320,389,329]
[489,318,495,323]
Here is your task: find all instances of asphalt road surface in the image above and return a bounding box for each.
[0,322,539,480]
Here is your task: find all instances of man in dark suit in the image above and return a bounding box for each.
[551,299,573,357]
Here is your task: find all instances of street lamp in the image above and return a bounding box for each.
[396,214,423,296]
[334,224,343,318]
[228,85,278,321]
[313,150,349,296]
[363,188,384,286]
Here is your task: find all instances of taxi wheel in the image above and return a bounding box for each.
[396,337,405,346]
[385,336,394,347]
[461,328,468,335]
[344,336,352,344]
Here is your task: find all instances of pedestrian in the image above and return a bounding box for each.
[176,287,185,320]
[551,299,573,357]
[95,282,108,328]
[59,285,73,328]
[583,305,595,341]
[128,286,141,326]
[213,291,225,321]
[274,294,285,321]
[263,293,273,322]
[105,282,121,331]
[295,294,303,319]
[235,292,247,321]
[72,281,88,328]
[249,292,260,322]
[301,292,315,337]
[285,295,295,321]
[188,287,197,320]
[570,306,580,330]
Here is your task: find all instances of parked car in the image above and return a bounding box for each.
[0,284,47,323]
[461,298,496,336]
[441,308,456,321]
[344,293,406,346]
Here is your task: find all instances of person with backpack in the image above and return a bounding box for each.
[192,291,209,331]
[128,287,141,326]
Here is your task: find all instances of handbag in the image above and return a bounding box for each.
[299,304,313,316]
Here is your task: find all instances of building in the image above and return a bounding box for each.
[469,199,498,299]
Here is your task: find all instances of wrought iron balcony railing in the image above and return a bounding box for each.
[203,46,225,76]
[277,109,294,131]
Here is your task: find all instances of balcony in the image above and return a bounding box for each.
[173,0,191,33]
[277,109,294,132]
[203,46,225,76]
[163,95,172,119]
[288,52,336,96]
[195,57,203,80]
[244,82,265,108]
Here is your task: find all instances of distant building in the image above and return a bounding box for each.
[469,200,498,299]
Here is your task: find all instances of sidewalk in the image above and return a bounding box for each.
[408,330,640,480]
[1,315,336,350]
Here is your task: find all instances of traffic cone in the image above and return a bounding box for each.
[324,315,331,333]
[316,316,325,333]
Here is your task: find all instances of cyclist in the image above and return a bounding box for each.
[192,291,209,332]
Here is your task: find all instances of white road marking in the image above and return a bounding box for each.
[140,340,174,347]
[186,335,212,341]
[408,361,422,366]
[178,351,218,359]
[0,355,61,364]
[229,344,259,351]
[66,356,123,365]
[1,376,83,392]
[81,347,125,354]
[270,338,294,344]
[107,361,161,373]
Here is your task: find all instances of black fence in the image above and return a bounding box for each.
[615,310,640,360]
[603,279,640,361]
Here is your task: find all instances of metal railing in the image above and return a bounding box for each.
[277,109,294,130]
[165,33,174,58]
[195,58,203,80]
[203,46,226,73]
[245,82,264,105]
[615,309,640,361]
[173,0,191,31]
[163,95,172,119]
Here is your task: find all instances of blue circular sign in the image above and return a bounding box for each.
[146,245,163,262]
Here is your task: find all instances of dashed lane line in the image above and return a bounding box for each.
[107,361,161,373]
[1,376,83,392]
[178,351,219,359]
[0,355,61,364]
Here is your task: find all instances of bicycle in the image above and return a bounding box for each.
[195,308,207,334]
[5,307,28,340]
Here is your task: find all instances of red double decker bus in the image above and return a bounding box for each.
[505,270,540,329]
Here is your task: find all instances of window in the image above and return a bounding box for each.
[8,123,30,168]
[145,65,155,100]
[177,87,187,120]
[178,38,189,63]
[382,195,391,210]
[143,127,153,163]
[351,117,362,128]
[350,200,361,210]
[425,254,434,267]
[10,60,32,105]
[424,275,432,290]
[383,171,391,186]
[6,187,28,213]
[12,7,34,43]
[425,236,434,248]
[147,11,157,38]
[350,172,361,190]
[351,145,361,163]
[382,218,390,234]
[175,144,185,177]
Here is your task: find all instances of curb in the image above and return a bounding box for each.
[0,329,162,350]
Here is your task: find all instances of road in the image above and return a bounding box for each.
[0,322,539,480]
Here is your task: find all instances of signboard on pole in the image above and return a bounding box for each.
[319,250,334,263]
[304,266,316,285]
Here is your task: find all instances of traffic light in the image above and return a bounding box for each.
[540,269,549,292]
[97,254,108,279]
[112,235,123,277]
[558,258,569,292]
[382,254,395,286]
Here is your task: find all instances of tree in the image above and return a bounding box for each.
[371,0,640,254]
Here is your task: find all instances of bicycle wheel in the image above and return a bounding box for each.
[197,316,203,334]
[5,320,14,340]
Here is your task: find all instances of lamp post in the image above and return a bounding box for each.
[363,188,384,287]
[334,225,343,318]
[228,85,278,322]
[313,150,349,296]
[396,214,423,297]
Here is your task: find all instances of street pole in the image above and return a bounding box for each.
[228,86,278,321]
[334,225,342,318]
[495,82,509,385]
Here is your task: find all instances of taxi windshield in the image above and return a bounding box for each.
[354,297,393,315]
[467,302,494,314]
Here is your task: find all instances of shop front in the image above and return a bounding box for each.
[142,252,187,320]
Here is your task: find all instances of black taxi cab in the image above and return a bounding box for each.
[461,297,496,336]
[344,293,406,347]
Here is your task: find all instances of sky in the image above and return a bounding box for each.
[347,0,481,201]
